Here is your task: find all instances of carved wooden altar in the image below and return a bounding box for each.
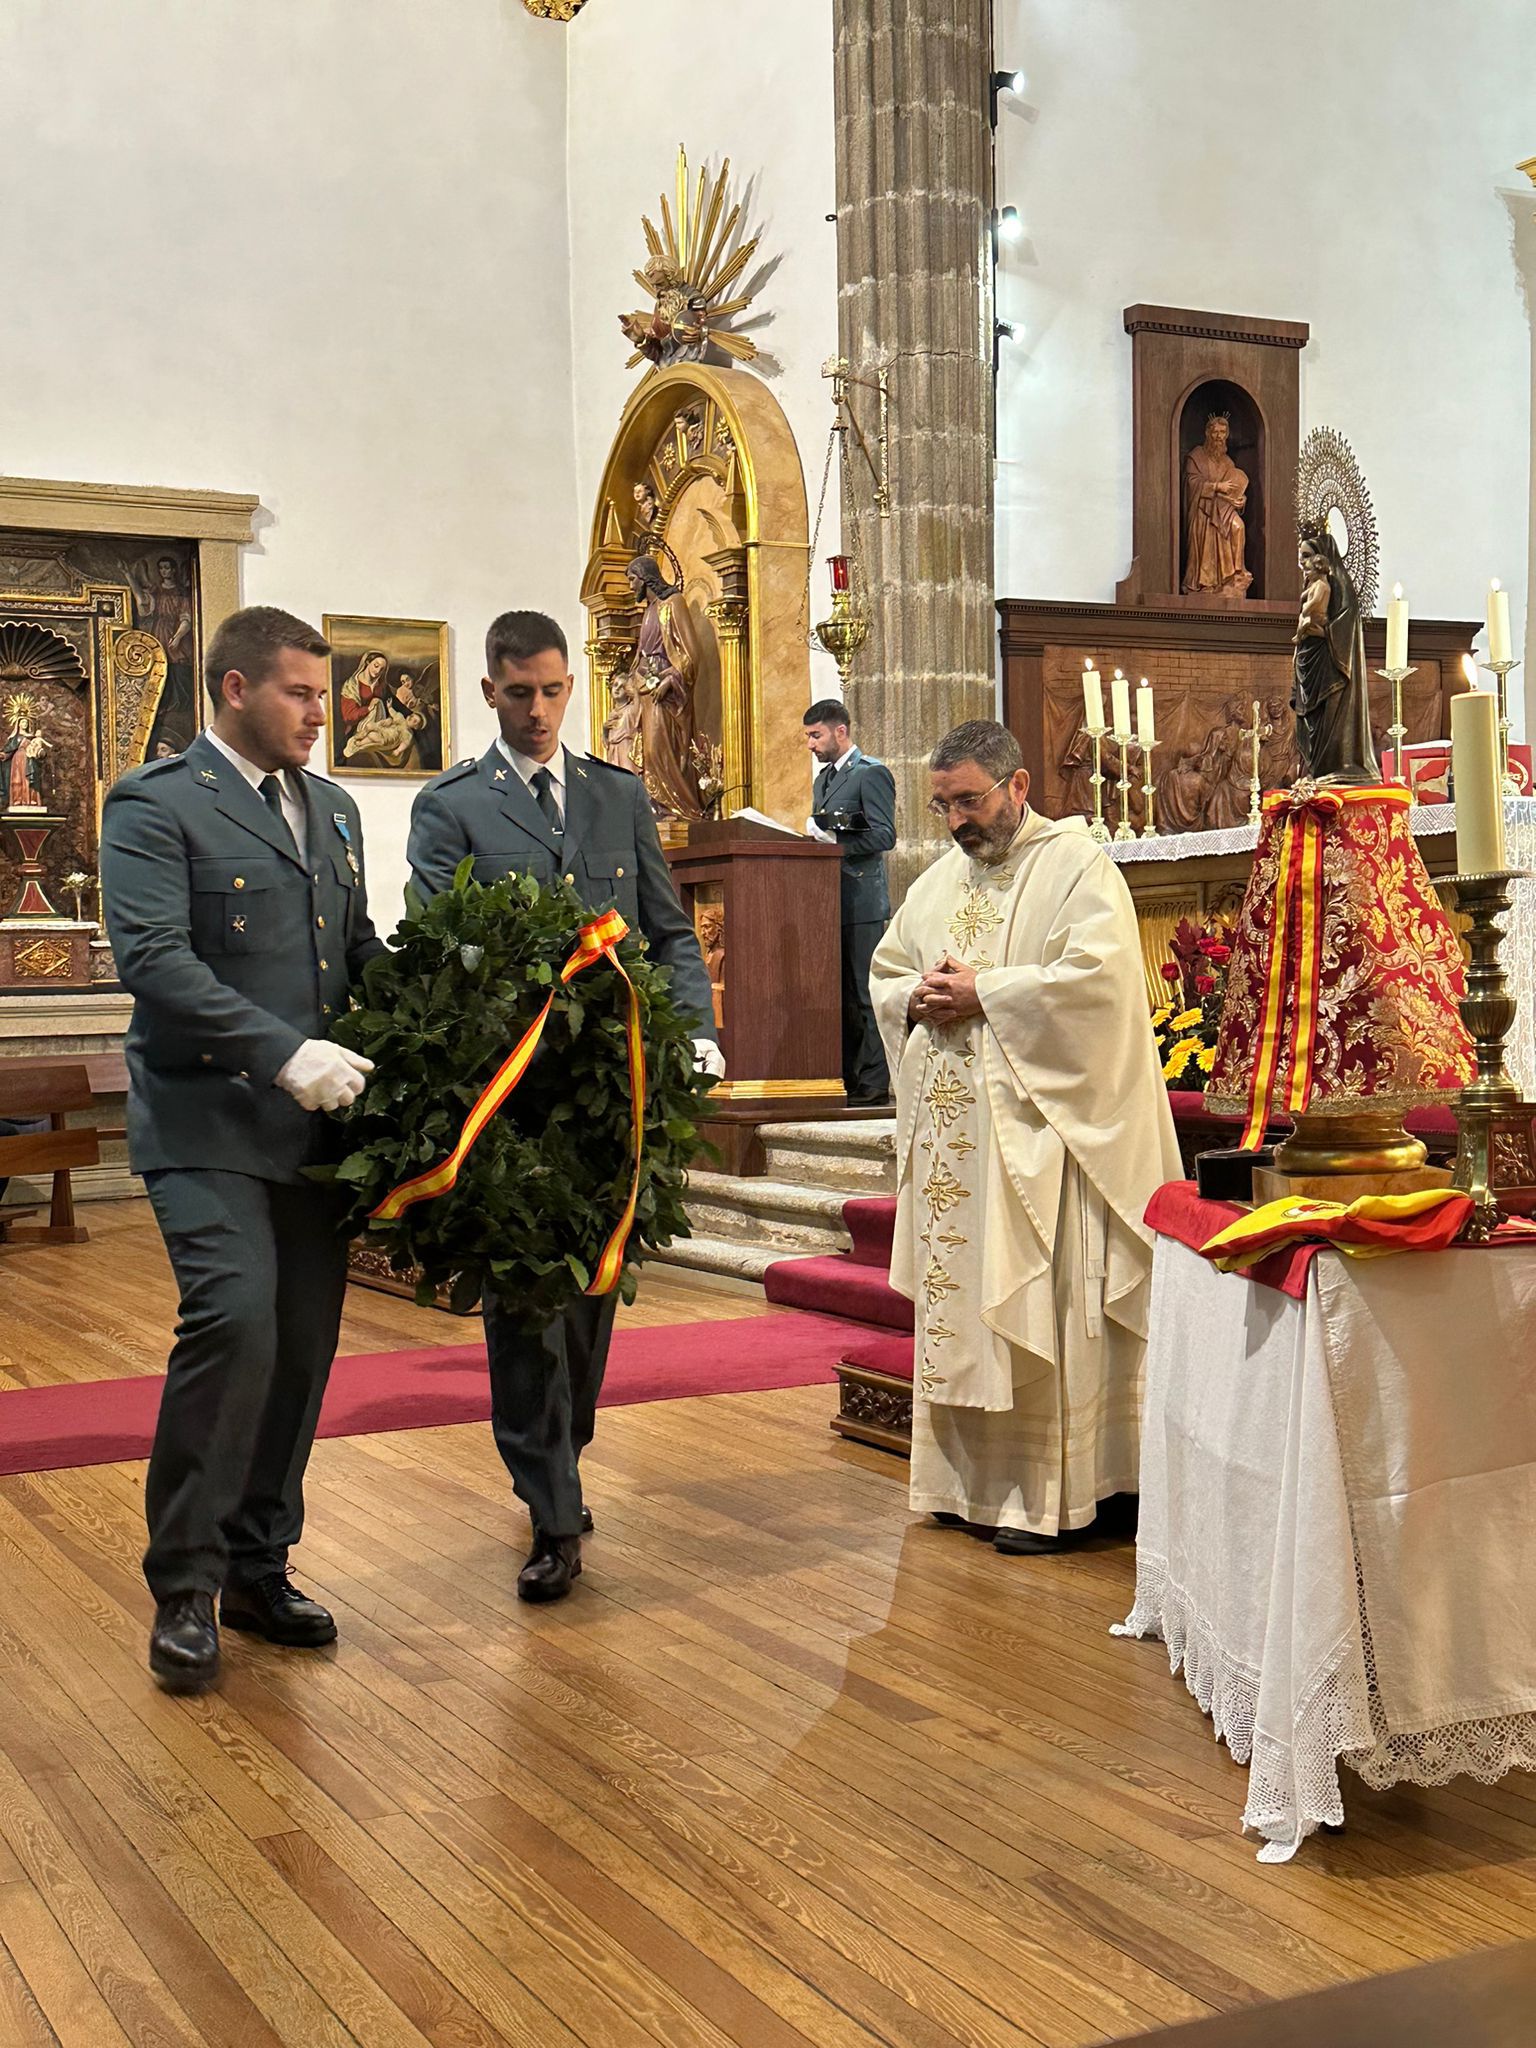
[580,365,812,829]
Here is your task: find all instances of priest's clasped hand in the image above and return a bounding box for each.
[910,953,983,1025]
[274,1039,375,1113]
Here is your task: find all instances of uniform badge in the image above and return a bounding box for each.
[199,768,218,784]
[493,767,508,782]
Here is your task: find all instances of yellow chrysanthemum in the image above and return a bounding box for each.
[1150,1003,1173,1028]
[1162,1040,1196,1080]
[1196,1044,1216,1072]
[1172,1006,1204,1031]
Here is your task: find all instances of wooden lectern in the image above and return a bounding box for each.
[665,818,846,1168]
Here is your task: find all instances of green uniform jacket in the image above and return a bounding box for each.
[812,748,896,924]
[406,745,715,1038]
[99,733,386,1182]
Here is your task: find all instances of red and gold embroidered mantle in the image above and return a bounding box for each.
[1205,782,1473,1150]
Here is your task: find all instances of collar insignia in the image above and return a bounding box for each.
[199,768,218,784]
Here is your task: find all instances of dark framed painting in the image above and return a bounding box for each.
[323,614,449,780]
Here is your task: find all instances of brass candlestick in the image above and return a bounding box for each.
[1085,725,1110,844]
[1113,733,1137,842]
[1141,741,1158,838]
[1375,664,1417,786]
[1447,867,1533,1240]
[1481,659,1523,794]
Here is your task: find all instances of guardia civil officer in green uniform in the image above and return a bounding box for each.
[802,698,897,1105]
[407,609,721,1604]
[100,606,386,1691]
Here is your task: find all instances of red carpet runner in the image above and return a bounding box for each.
[0,1312,852,1478]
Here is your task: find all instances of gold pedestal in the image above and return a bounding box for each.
[1255,1109,1449,1206]
[1447,869,1536,1239]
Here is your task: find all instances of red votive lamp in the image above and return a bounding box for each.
[827,554,851,595]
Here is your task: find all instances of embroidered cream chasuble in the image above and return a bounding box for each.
[869,810,1181,1534]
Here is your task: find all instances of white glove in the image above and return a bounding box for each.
[693,1037,727,1081]
[275,1039,375,1113]
[804,816,837,843]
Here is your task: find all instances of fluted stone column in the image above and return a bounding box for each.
[834,0,996,899]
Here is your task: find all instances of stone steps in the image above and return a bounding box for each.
[654,1115,898,1283]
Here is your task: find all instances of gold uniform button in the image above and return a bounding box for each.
[233,876,246,890]
[322,1004,333,1017]
[616,866,625,878]
[200,1053,212,1064]
[319,958,329,971]
[238,1069,249,1080]
[564,873,574,886]
[316,915,326,929]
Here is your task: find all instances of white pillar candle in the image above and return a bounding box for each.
[1110,669,1131,738]
[1136,681,1156,746]
[1082,662,1104,731]
[1488,579,1513,665]
[1452,686,1506,874]
[1386,583,1409,671]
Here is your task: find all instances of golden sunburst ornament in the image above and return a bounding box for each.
[619,146,761,371]
[520,1,589,18]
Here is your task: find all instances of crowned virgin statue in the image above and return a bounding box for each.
[607,553,706,821]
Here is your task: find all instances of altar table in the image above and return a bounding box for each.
[1116,1229,1536,1858]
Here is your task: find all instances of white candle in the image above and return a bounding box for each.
[1452,686,1505,874]
[1110,669,1131,739]
[1136,681,1156,746]
[1488,579,1513,666]
[1386,583,1409,671]
[1082,662,1104,732]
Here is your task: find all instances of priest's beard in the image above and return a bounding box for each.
[952,796,1024,864]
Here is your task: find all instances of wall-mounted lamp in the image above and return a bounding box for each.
[989,68,1026,125]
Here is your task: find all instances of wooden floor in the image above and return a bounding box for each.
[3,1208,1536,2045]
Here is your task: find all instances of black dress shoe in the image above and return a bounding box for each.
[221,1569,337,1647]
[581,1505,594,1534]
[517,1532,582,1604]
[993,1526,1070,1556]
[149,1591,219,1692]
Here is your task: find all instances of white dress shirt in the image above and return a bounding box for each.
[496,736,567,827]
[205,728,308,863]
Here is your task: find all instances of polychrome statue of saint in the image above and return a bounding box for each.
[1181,413,1252,598]
[613,554,706,822]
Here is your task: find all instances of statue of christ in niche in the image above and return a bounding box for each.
[1182,413,1252,598]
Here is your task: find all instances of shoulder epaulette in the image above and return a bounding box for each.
[582,752,637,779]
[429,757,481,789]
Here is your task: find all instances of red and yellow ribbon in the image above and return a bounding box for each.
[1239,784,1410,1152]
[369,908,646,1296]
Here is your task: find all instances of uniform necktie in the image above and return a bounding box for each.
[530,766,563,836]
[258,773,299,857]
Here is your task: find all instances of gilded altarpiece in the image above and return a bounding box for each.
[581,363,812,834]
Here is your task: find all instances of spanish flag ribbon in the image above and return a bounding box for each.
[1238,783,1411,1152]
[369,908,647,1297]
[1199,1187,1472,1270]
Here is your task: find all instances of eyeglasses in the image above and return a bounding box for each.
[927,775,1009,820]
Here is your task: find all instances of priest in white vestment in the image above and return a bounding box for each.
[870,721,1180,1553]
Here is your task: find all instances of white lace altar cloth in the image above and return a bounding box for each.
[1108,797,1536,1094]
[1115,1235,1536,1859]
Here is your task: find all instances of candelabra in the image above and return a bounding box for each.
[1140,740,1158,838]
[1375,663,1417,787]
[1446,867,1536,1240]
[1481,658,1524,795]
[1243,699,1270,828]
[1084,724,1110,844]
[1113,733,1137,842]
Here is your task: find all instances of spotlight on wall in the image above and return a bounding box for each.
[995,319,1021,343]
[989,67,1026,123]
[995,205,1024,243]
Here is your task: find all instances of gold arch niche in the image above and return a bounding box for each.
[580,364,810,826]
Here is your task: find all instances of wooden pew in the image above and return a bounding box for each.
[0,1061,104,1245]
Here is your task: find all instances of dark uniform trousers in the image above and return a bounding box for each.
[142,1170,350,1599]
[841,922,890,1102]
[407,744,717,1543]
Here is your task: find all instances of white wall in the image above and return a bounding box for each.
[2,0,582,927]
[994,0,1536,723]
[564,0,844,736]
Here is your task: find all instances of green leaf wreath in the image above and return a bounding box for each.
[321,860,714,1320]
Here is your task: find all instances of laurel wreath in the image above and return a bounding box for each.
[320,863,713,1320]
